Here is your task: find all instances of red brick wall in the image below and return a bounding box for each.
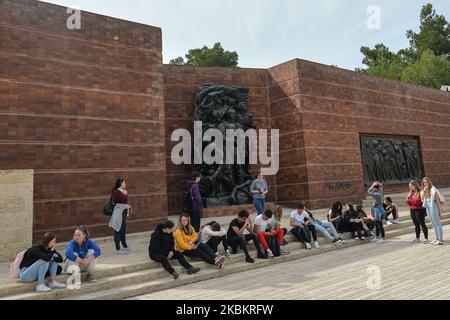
[163,65,275,216]
[295,59,450,209]
[0,0,167,241]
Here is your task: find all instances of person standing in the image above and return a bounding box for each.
[368,182,386,244]
[421,177,445,245]
[109,177,132,254]
[187,172,203,232]
[406,180,429,244]
[250,172,268,215]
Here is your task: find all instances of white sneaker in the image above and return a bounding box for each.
[280,247,290,255]
[353,237,360,242]
[430,240,438,245]
[411,238,420,243]
[376,239,385,244]
[361,237,366,240]
[48,281,66,289]
[386,221,393,225]
[266,249,274,258]
[36,284,52,292]
[371,237,379,243]
[392,220,401,225]
[314,241,320,249]
[305,243,312,250]
[224,250,231,258]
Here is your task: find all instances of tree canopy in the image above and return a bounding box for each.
[169,42,239,67]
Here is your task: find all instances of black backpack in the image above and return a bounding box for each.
[268,237,281,257]
[182,186,193,213]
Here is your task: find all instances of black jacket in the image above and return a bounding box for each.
[20,245,63,269]
[149,227,175,257]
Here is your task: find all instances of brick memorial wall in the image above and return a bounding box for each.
[1,0,449,240]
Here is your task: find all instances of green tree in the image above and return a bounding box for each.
[169,42,239,67]
[358,3,450,88]
[401,49,450,89]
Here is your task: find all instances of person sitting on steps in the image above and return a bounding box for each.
[227,210,267,263]
[149,220,200,280]
[384,197,400,225]
[19,232,66,292]
[174,214,226,269]
[343,204,366,241]
[200,221,230,257]
[254,209,289,258]
[272,206,289,245]
[290,203,320,250]
[64,226,101,283]
[307,210,344,245]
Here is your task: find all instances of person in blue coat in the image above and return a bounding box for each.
[64,226,101,283]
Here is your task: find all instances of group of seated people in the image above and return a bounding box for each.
[14,197,400,291]
[327,197,399,242]
[14,226,101,292]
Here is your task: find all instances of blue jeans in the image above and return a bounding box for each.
[19,260,58,284]
[253,198,265,215]
[372,204,385,221]
[426,203,443,241]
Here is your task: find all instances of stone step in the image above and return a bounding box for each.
[68,218,450,301]
[3,214,450,300]
[4,210,448,299]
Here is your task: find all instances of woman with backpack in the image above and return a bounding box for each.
[109,177,132,254]
[200,221,230,257]
[174,214,226,269]
[18,232,66,292]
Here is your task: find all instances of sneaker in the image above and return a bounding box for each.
[115,249,127,255]
[266,249,274,259]
[171,271,179,280]
[214,252,219,257]
[360,237,366,241]
[353,237,360,241]
[332,239,342,245]
[338,238,345,244]
[387,220,393,225]
[371,237,379,243]
[48,281,66,289]
[187,267,201,274]
[257,252,267,259]
[430,240,438,245]
[214,255,226,266]
[376,239,385,244]
[305,243,312,250]
[411,238,420,243]
[245,256,255,264]
[422,239,430,244]
[217,263,224,270]
[314,241,320,249]
[437,241,444,245]
[122,247,131,252]
[36,284,52,292]
[392,220,401,225]
[224,250,231,258]
[280,247,290,255]
[86,272,98,283]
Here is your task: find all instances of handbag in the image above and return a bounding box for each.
[103,199,115,216]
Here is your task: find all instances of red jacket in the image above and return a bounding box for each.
[406,194,423,210]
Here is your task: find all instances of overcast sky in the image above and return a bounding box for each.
[41,0,449,70]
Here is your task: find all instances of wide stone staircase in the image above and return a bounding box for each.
[1,189,449,300]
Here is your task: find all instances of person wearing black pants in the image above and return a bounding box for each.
[201,221,230,256]
[110,177,130,254]
[149,221,200,279]
[344,204,366,240]
[187,172,203,232]
[290,204,320,249]
[406,180,429,243]
[227,210,267,263]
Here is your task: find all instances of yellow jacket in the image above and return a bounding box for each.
[173,227,198,252]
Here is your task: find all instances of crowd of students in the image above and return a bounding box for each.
[11,173,446,293]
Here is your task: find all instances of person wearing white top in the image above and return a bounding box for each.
[421,177,445,245]
[254,209,289,258]
[289,203,319,250]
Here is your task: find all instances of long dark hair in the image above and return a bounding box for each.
[203,221,221,232]
[40,232,55,250]
[331,201,343,217]
[112,177,124,193]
